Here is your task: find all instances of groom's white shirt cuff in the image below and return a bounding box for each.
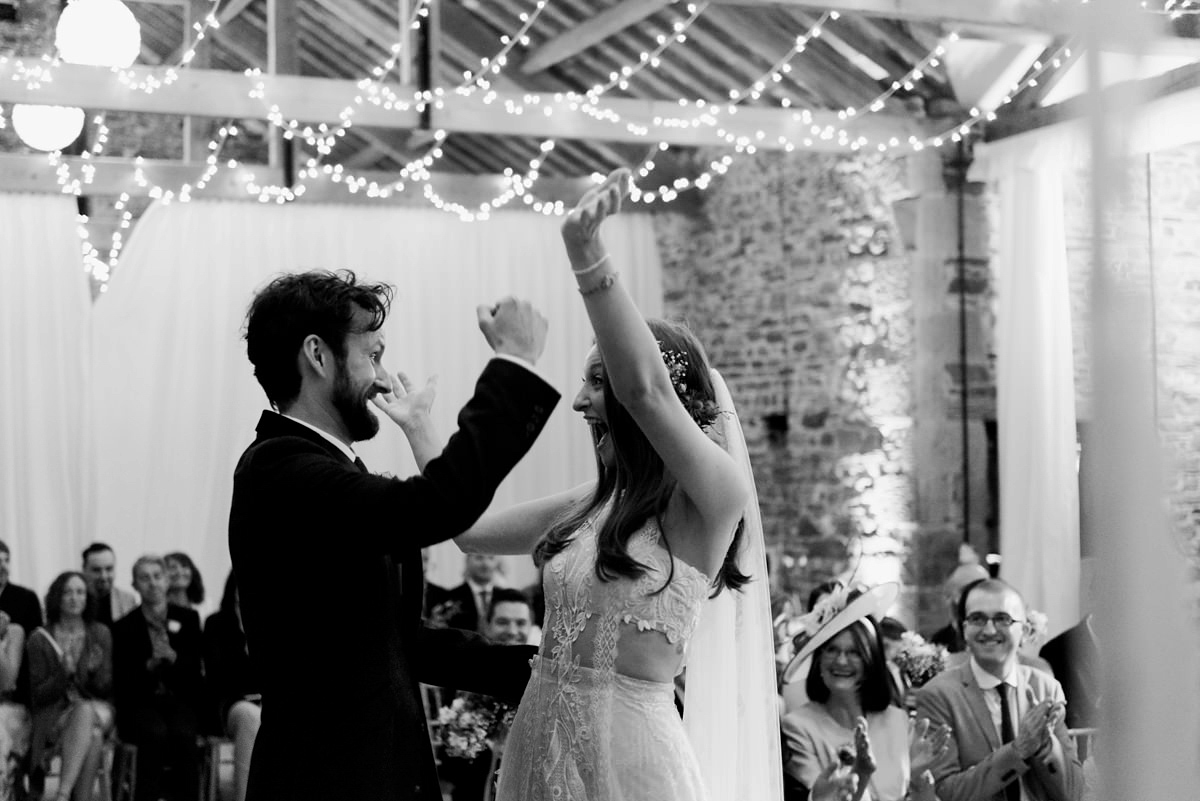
[492,354,552,387]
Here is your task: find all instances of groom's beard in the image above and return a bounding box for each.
[332,361,380,442]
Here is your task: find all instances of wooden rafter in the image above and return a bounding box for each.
[0,62,922,149]
[522,0,672,75]
[714,0,1078,35]
[984,60,1200,140]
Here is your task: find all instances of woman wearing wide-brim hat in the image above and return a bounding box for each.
[780,584,949,801]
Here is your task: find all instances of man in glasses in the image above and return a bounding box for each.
[915,578,1084,801]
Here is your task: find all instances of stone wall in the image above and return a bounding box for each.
[654,148,992,632]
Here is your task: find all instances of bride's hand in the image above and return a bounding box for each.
[371,371,437,432]
[561,168,630,251]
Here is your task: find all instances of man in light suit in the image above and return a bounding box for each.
[230,271,559,801]
[916,578,1083,801]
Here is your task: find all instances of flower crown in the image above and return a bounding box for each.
[658,341,690,395]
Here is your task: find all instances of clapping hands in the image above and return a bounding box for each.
[908,716,952,774]
[1015,690,1066,761]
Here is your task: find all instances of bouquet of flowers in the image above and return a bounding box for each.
[434,694,517,760]
[892,631,948,689]
[1022,608,1050,652]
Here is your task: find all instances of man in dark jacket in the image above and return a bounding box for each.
[229,270,558,801]
[113,555,205,801]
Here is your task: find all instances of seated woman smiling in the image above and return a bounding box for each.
[781,584,949,801]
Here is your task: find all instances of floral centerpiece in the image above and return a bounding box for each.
[434,695,517,760]
[892,631,948,689]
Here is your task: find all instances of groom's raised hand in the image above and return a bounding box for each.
[477,297,548,365]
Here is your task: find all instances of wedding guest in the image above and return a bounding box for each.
[879,616,909,700]
[81,544,139,629]
[440,555,504,635]
[0,601,30,801]
[485,588,533,646]
[0,542,43,638]
[915,578,1082,801]
[927,563,989,653]
[782,579,846,714]
[163,552,205,613]
[27,572,113,801]
[782,584,948,801]
[113,556,204,801]
[203,573,259,801]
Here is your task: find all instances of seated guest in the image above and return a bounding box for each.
[0,541,44,638]
[0,604,31,800]
[927,563,990,653]
[915,578,1082,801]
[782,584,947,801]
[164,553,205,613]
[27,572,113,801]
[113,556,204,801]
[81,544,139,628]
[203,572,259,801]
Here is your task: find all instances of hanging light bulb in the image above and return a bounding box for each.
[55,0,141,68]
[11,104,85,151]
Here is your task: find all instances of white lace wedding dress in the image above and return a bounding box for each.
[494,511,712,801]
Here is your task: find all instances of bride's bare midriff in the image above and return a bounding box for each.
[546,618,687,684]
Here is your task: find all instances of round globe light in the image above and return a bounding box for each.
[11,104,86,152]
[55,0,141,68]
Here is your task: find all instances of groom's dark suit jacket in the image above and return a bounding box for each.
[229,358,558,801]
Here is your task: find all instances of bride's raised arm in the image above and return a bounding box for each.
[561,169,749,541]
[453,483,593,556]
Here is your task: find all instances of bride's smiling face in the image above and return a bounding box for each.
[571,347,613,469]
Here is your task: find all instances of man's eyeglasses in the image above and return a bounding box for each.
[963,612,1024,629]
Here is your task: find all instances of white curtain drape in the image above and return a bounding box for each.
[0,193,92,593]
[974,83,1200,638]
[89,200,662,610]
[972,135,1081,639]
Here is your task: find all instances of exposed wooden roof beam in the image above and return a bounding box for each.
[0,62,922,149]
[0,152,625,206]
[522,0,672,74]
[984,59,1200,140]
[714,0,1077,35]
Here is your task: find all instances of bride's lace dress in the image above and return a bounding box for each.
[494,511,712,801]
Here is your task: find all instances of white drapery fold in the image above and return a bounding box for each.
[0,193,93,589]
[88,200,662,603]
[972,135,1081,639]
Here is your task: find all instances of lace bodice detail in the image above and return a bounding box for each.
[541,512,711,679]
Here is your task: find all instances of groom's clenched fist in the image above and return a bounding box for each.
[477,297,548,365]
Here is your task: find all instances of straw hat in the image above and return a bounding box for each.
[781,582,899,684]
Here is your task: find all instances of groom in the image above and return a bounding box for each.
[230,270,559,801]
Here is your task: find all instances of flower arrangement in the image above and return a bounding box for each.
[1022,608,1050,652]
[434,695,516,760]
[892,631,948,689]
[425,599,462,629]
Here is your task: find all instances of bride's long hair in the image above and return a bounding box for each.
[534,319,749,596]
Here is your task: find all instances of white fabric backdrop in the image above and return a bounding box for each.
[88,200,662,613]
[0,193,94,596]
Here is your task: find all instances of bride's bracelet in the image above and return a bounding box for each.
[578,272,618,297]
[572,253,609,276]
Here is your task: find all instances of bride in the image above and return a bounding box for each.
[454,169,783,801]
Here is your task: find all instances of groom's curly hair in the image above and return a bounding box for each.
[244,270,393,410]
[536,318,750,597]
